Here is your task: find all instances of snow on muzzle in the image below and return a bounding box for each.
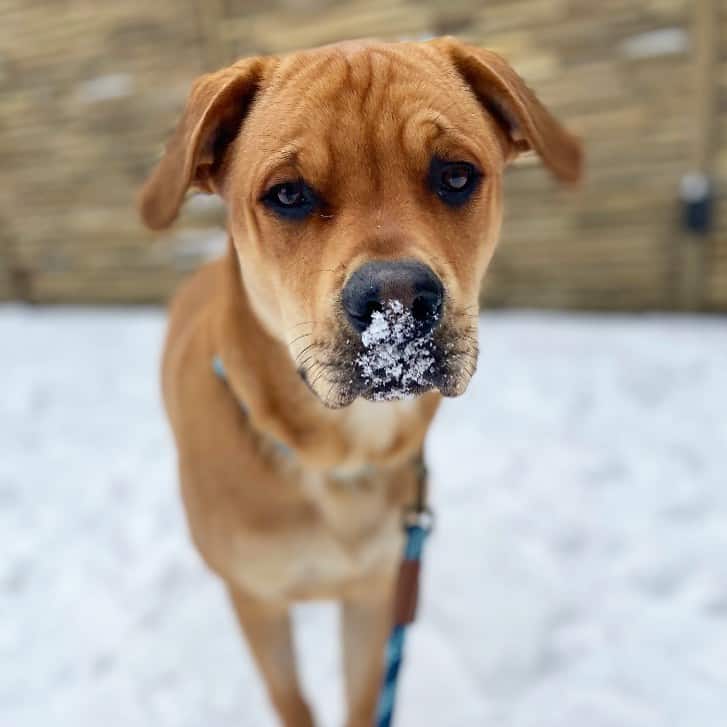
[355,300,439,400]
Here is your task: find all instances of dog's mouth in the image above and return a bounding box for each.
[296,301,477,409]
[354,299,438,401]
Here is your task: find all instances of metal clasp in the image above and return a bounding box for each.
[403,505,434,533]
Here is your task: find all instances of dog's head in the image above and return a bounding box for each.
[140,38,582,408]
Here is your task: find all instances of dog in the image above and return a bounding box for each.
[138,37,582,727]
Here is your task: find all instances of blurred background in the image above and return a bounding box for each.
[1,0,726,309]
[2,2,727,727]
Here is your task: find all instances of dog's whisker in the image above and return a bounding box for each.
[317,359,350,370]
[297,357,315,374]
[447,351,478,366]
[453,346,479,358]
[302,357,324,379]
[324,379,337,406]
[310,364,332,392]
[296,353,323,374]
[287,320,317,331]
[287,331,313,348]
[294,341,318,365]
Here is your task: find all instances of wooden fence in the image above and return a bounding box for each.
[1,0,725,309]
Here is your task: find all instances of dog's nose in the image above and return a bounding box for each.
[342,260,444,334]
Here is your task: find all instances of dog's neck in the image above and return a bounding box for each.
[214,244,440,474]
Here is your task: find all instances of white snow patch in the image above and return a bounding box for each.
[356,299,435,399]
[2,306,727,727]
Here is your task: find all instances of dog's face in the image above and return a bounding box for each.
[140,38,581,408]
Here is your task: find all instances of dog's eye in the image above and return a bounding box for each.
[262,180,317,220]
[429,158,481,207]
[442,166,471,190]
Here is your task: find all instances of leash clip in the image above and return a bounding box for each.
[402,505,434,533]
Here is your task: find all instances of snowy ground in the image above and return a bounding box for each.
[2,305,727,727]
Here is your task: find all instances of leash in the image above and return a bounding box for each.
[212,354,433,726]
[376,457,433,727]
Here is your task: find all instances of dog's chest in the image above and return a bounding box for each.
[222,400,422,600]
[340,397,420,454]
[230,468,405,600]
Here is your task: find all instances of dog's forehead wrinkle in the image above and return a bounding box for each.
[253,48,486,183]
[271,50,335,94]
[269,46,450,119]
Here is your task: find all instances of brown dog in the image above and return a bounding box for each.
[138,37,581,727]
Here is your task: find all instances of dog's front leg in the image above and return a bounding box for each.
[227,585,314,727]
[341,587,394,727]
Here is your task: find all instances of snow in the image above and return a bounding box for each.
[2,305,727,727]
[357,299,435,399]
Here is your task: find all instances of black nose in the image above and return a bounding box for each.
[342,260,444,334]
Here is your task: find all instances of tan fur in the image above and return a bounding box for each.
[139,37,582,727]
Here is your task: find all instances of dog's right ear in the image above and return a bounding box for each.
[138,57,269,230]
[431,37,583,185]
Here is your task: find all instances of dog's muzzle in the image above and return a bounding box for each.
[341,260,444,401]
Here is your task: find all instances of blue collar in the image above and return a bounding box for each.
[212,355,294,459]
[212,356,410,483]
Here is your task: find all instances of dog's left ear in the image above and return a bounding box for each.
[139,56,270,230]
[432,37,583,184]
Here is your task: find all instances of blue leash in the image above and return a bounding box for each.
[376,495,433,726]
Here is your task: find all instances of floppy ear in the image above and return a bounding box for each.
[138,56,268,230]
[432,37,583,184]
